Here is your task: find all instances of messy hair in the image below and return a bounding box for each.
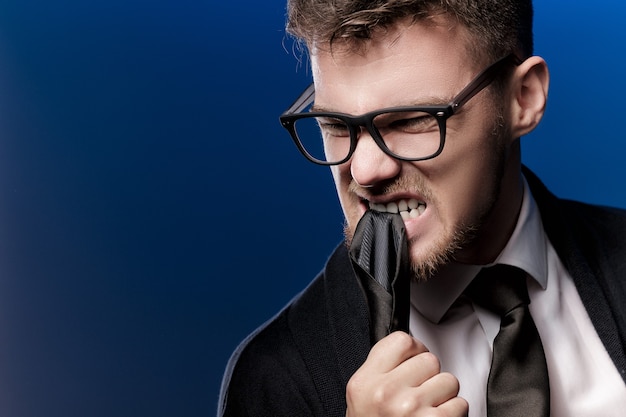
[286,0,533,63]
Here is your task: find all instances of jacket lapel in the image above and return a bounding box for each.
[324,244,372,386]
[525,167,626,380]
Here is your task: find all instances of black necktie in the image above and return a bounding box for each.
[349,210,410,345]
[465,265,550,417]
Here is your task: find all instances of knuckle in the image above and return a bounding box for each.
[389,397,419,415]
[458,396,470,413]
[424,405,463,417]
[454,396,470,413]
[345,372,366,399]
[388,329,410,343]
[435,397,469,417]
[346,372,398,408]
[438,372,461,392]
[346,382,394,409]
[419,351,441,372]
[389,331,419,351]
[370,385,389,405]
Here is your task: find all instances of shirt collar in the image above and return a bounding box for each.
[411,175,548,323]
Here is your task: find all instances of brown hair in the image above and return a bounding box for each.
[286,0,533,63]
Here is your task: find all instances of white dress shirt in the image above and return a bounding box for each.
[409,177,626,417]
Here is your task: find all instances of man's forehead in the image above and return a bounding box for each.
[308,24,482,115]
[308,15,480,69]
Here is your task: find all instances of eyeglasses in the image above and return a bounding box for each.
[279,54,520,166]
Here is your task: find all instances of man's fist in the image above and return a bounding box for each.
[346,332,468,416]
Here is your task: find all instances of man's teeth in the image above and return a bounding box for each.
[369,198,427,220]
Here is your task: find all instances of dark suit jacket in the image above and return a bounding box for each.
[218,169,626,416]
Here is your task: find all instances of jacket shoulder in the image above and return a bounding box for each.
[218,305,319,416]
[218,267,342,417]
[563,200,626,243]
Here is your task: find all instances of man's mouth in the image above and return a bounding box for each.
[368,198,427,220]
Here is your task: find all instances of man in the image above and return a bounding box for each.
[219,1,626,416]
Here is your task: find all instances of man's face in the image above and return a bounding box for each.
[310,17,522,279]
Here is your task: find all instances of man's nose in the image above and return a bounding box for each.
[349,129,401,187]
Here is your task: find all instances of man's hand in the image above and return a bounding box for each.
[346,332,468,416]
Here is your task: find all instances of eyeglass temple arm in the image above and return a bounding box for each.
[452,54,522,111]
[283,83,315,115]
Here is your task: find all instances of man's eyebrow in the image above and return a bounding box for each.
[310,104,335,113]
[309,96,452,114]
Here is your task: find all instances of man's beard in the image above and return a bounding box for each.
[343,112,509,282]
[408,220,478,282]
[342,199,481,282]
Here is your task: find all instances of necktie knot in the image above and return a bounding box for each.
[465,264,530,316]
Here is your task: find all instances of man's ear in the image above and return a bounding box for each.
[509,56,550,138]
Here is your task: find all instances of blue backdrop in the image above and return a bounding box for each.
[0,1,624,416]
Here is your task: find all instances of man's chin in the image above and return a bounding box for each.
[409,248,455,282]
[407,226,476,282]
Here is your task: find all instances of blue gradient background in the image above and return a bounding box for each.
[0,1,624,416]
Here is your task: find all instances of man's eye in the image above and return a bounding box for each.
[388,113,437,133]
[318,119,350,137]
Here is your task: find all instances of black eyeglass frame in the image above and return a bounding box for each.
[279,54,521,166]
